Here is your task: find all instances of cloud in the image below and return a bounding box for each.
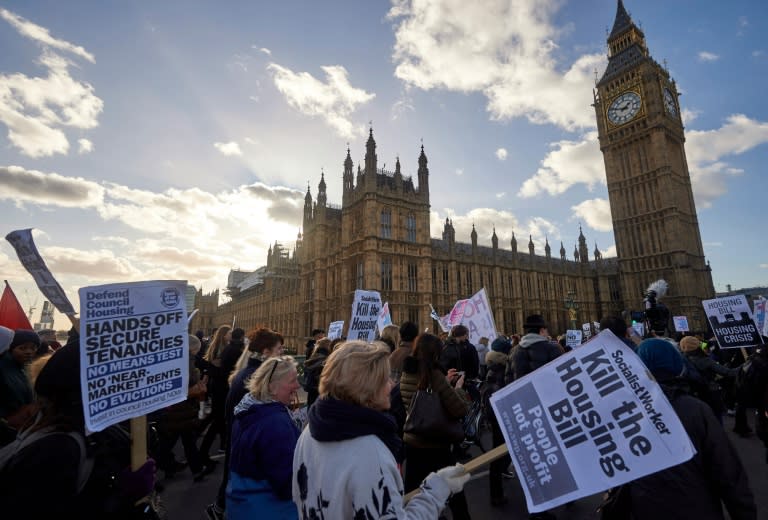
[77,138,93,154]
[0,8,94,62]
[267,63,375,139]
[697,51,719,62]
[43,246,140,279]
[455,168,463,176]
[760,263,768,268]
[686,114,768,207]
[0,9,102,157]
[571,198,612,232]
[495,147,508,160]
[753,50,764,58]
[495,192,505,198]
[681,108,700,126]
[214,141,242,156]
[518,131,603,197]
[258,47,272,55]
[0,165,105,206]
[388,0,606,130]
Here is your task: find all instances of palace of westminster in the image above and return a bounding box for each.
[192,1,715,346]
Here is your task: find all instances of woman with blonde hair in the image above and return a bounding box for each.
[227,355,301,519]
[292,340,469,519]
[379,324,401,353]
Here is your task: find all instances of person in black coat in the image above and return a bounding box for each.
[513,315,561,380]
[482,337,513,507]
[631,338,756,520]
[440,324,480,380]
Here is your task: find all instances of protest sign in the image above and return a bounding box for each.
[581,322,592,340]
[79,280,189,433]
[327,320,344,340]
[703,295,763,349]
[631,321,645,338]
[446,299,469,328]
[377,301,392,331]
[459,288,498,345]
[5,228,76,315]
[753,298,766,338]
[592,321,600,333]
[490,330,695,513]
[565,330,582,349]
[672,316,689,332]
[349,290,382,341]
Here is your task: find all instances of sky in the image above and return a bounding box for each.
[1,0,767,328]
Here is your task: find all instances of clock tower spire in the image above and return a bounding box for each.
[595,1,714,331]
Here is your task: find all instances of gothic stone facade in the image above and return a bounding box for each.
[212,1,714,349]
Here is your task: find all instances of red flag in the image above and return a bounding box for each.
[0,280,33,330]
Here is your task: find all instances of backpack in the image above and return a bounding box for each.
[735,351,768,407]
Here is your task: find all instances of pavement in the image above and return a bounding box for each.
[159,413,768,519]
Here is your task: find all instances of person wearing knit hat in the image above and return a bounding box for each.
[636,338,685,381]
[0,329,38,443]
[625,338,756,519]
[490,335,512,355]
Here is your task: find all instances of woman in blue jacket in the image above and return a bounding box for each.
[227,355,301,519]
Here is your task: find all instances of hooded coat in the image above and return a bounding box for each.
[227,394,300,519]
[513,333,561,380]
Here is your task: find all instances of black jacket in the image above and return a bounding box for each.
[513,333,561,380]
[628,382,756,520]
[439,338,480,379]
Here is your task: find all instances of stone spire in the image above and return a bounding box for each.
[528,235,535,255]
[343,146,354,193]
[417,143,429,201]
[511,232,517,253]
[364,127,377,177]
[560,241,566,260]
[317,171,327,207]
[545,237,551,258]
[578,226,589,263]
[471,224,478,248]
[303,183,312,228]
[492,227,498,250]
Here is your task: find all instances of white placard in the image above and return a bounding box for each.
[79,280,189,433]
[581,322,592,339]
[349,290,382,342]
[672,316,689,332]
[327,320,344,340]
[702,295,763,349]
[490,330,695,513]
[566,330,583,348]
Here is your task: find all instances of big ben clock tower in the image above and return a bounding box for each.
[595,0,714,331]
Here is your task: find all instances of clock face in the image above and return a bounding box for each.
[607,91,642,125]
[663,88,677,116]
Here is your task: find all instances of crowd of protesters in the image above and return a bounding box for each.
[0,306,766,520]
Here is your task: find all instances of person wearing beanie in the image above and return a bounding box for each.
[680,335,738,381]
[513,314,561,381]
[628,338,757,520]
[0,329,39,444]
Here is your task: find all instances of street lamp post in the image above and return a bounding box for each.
[564,290,579,330]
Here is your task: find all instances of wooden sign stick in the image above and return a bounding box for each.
[130,415,148,471]
[403,444,509,504]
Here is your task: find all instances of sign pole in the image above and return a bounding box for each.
[403,444,509,504]
[130,416,148,471]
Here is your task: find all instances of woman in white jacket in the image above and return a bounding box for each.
[292,340,468,519]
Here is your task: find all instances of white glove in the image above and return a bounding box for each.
[433,464,469,494]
